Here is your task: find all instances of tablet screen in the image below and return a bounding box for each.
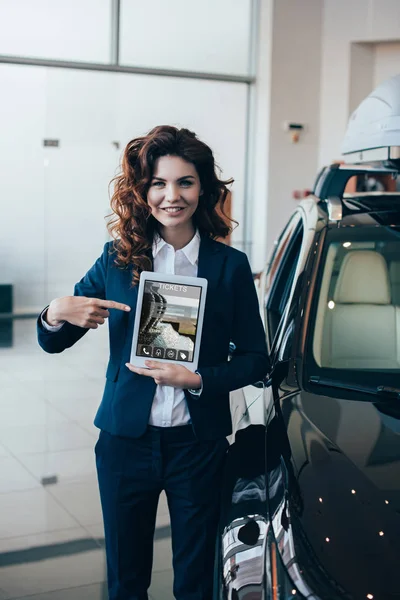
[136,279,203,363]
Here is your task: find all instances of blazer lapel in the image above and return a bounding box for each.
[197,235,225,282]
[119,247,153,306]
[197,235,227,308]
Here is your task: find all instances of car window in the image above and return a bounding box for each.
[266,214,301,292]
[265,219,304,350]
[312,227,400,373]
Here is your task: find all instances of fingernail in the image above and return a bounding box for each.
[125,306,130,311]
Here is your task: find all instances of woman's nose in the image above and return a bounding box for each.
[165,185,180,201]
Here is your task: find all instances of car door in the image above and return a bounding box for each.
[263,201,323,598]
[217,209,310,600]
[283,221,400,600]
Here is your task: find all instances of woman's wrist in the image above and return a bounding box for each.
[46,300,65,326]
[185,371,202,390]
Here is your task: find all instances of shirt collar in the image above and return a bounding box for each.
[152,230,200,265]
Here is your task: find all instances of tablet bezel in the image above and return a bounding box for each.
[130,271,208,372]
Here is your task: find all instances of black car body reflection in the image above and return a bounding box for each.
[217,161,400,600]
[219,425,268,599]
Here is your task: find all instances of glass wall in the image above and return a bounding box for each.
[120,0,253,76]
[0,0,112,63]
[0,0,255,315]
[0,64,248,314]
[0,0,254,75]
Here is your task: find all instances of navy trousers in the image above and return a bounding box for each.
[95,426,228,600]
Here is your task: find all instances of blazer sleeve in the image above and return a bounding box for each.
[197,254,270,395]
[37,242,110,354]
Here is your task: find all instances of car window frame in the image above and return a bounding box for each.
[264,213,303,352]
[271,200,325,369]
[266,213,301,287]
[266,222,304,349]
[266,201,320,366]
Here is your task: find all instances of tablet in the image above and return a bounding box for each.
[130,271,208,372]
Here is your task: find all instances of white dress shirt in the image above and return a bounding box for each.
[41,230,201,428]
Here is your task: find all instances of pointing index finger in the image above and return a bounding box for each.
[99,300,130,311]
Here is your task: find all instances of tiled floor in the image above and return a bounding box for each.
[0,319,174,600]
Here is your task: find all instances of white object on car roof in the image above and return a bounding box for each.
[342,73,400,164]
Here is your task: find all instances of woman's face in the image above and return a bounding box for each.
[147,155,201,231]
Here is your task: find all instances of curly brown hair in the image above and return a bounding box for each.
[106,125,235,285]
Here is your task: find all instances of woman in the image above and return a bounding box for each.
[37,125,269,600]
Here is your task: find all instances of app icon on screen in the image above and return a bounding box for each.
[166,349,177,360]
[141,345,152,357]
[153,347,165,359]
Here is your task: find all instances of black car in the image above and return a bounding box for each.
[216,160,400,600]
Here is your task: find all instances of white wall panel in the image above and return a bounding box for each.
[263,0,322,260]
[0,65,46,311]
[43,71,120,298]
[44,144,119,298]
[249,0,273,271]
[0,0,112,63]
[120,0,252,76]
[368,0,400,41]
[45,69,117,144]
[349,43,374,115]
[374,43,400,87]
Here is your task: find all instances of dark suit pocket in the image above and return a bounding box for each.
[105,361,120,382]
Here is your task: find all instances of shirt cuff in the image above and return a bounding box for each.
[40,308,65,332]
[188,371,203,396]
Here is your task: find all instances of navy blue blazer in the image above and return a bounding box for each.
[37,235,269,440]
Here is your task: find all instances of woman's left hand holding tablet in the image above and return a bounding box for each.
[125,361,201,390]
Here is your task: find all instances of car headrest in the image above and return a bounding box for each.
[334,250,391,305]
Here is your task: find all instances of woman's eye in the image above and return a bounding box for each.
[180,180,193,187]
[152,181,164,187]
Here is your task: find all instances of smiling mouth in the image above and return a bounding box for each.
[161,207,185,213]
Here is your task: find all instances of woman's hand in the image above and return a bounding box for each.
[126,360,201,389]
[45,296,130,329]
